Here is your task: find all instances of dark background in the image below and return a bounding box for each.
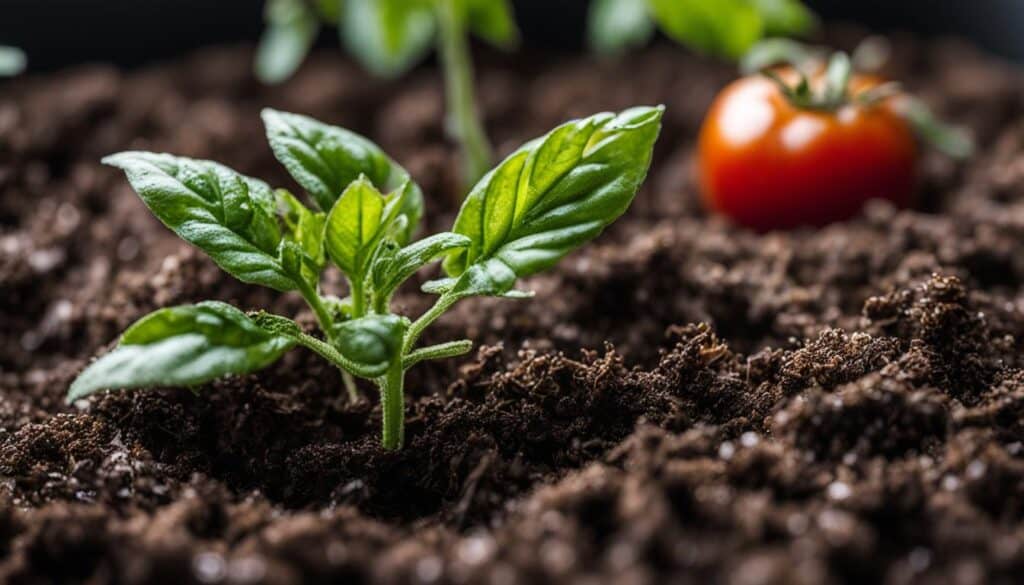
[0,0,1021,71]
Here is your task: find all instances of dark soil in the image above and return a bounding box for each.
[4,29,1024,584]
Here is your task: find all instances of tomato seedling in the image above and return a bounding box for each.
[588,0,816,58]
[698,43,973,231]
[256,0,517,189]
[68,106,664,451]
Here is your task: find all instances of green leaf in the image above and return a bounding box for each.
[739,38,820,75]
[276,189,326,285]
[341,0,435,78]
[262,109,424,243]
[277,188,326,262]
[335,314,408,377]
[463,0,519,49]
[427,257,534,299]
[278,240,319,289]
[372,232,472,298]
[315,0,343,22]
[104,152,293,291]
[324,176,409,281]
[67,302,294,401]
[749,0,817,37]
[441,106,663,297]
[588,0,654,55]
[323,294,356,322]
[648,0,763,59]
[0,46,26,77]
[255,0,319,84]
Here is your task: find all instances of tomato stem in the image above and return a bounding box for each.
[761,51,854,112]
[378,362,405,450]
[747,39,973,159]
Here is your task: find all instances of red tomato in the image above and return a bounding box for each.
[698,72,918,231]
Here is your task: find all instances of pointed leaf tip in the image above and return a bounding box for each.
[67,302,294,402]
[443,106,663,298]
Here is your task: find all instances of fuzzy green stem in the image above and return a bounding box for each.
[297,280,336,338]
[372,292,390,315]
[297,281,361,401]
[378,363,405,450]
[342,372,361,403]
[403,292,460,355]
[437,0,492,187]
[340,370,360,402]
[404,339,473,370]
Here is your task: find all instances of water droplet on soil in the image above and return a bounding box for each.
[827,481,851,501]
[193,552,227,583]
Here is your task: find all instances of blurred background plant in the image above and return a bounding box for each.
[4,0,1022,70]
[587,0,816,57]
[248,0,815,190]
[256,0,519,189]
[0,46,26,76]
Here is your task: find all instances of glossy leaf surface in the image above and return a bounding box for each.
[68,302,294,401]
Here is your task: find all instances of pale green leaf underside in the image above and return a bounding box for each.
[588,0,654,54]
[255,0,319,84]
[341,0,436,78]
[277,189,327,285]
[464,0,519,48]
[442,106,663,297]
[68,302,294,401]
[277,189,327,262]
[750,0,817,36]
[103,152,294,292]
[649,0,763,59]
[262,108,423,243]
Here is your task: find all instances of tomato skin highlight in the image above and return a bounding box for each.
[698,75,918,231]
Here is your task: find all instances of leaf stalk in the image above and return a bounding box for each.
[297,279,336,339]
[403,339,473,370]
[403,292,460,355]
[280,288,364,400]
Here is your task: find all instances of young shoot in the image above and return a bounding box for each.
[68,106,664,451]
[256,0,518,188]
[588,0,816,59]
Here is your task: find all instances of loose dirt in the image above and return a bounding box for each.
[3,31,1024,584]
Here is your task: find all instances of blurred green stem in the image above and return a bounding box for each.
[437,0,493,187]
